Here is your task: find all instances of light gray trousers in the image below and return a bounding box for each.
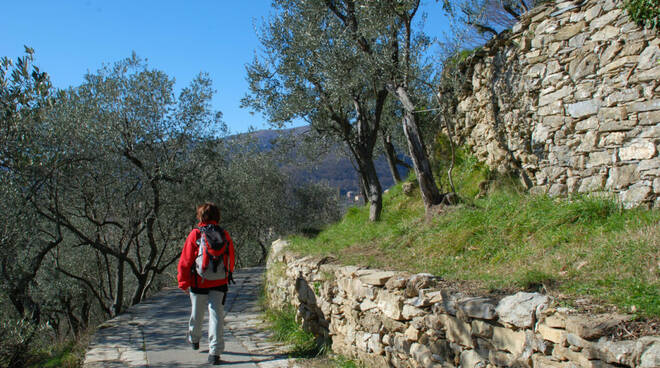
[188,290,225,356]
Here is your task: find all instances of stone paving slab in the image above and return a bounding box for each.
[84,267,295,367]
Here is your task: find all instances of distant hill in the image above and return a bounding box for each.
[247,126,409,197]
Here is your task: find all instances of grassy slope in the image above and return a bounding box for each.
[288,180,660,318]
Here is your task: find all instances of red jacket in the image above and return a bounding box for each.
[177,221,235,290]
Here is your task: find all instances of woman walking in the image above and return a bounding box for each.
[177,202,235,365]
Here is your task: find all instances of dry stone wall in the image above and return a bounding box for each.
[266,240,660,368]
[448,0,660,208]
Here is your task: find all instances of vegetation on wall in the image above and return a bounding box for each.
[625,0,660,29]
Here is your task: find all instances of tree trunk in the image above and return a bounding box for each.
[395,86,443,209]
[358,174,368,204]
[355,147,383,222]
[382,134,402,184]
[112,259,125,316]
[131,273,148,306]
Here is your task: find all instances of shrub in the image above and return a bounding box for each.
[625,0,660,29]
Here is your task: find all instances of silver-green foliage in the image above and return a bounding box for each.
[243,0,392,221]
[0,49,342,365]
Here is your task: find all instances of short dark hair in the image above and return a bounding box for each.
[196,203,220,223]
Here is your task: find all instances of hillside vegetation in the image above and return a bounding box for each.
[287,146,660,319]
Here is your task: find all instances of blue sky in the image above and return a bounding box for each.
[1,0,450,134]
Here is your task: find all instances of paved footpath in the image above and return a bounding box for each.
[84,267,296,367]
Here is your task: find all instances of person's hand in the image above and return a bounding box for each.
[183,287,190,295]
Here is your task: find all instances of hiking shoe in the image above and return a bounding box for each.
[191,342,199,350]
[208,354,221,365]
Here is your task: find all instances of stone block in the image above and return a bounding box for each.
[532,34,546,49]
[410,343,433,366]
[629,99,660,113]
[405,273,435,298]
[639,158,660,171]
[405,325,421,342]
[425,314,443,330]
[566,333,594,350]
[360,298,378,312]
[599,132,625,147]
[585,3,602,21]
[492,326,526,356]
[532,354,571,367]
[606,165,638,189]
[406,296,431,308]
[590,9,622,28]
[640,125,660,140]
[600,41,624,67]
[434,290,463,316]
[532,124,552,143]
[471,320,493,338]
[460,349,486,368]
[567,99,600,118]
[382,316,407,333]
[594,339,637,366]
[539,86,573,106]
[599,55,639,75]
[620,141,657,161]
[654,178,660,194]
[569,53,599,81]
[605,88,640,106]
[528,63,546,78]
[567,176,580,193]
[634,65,660,83]
[554,345,616,367]
[456,297,497,320]
[621,185,652,208]
[353,277,377,301]
[537,323,566,344]
[377,290,405,320]
[599,120,636,132]
[539,100,565,116]
[549,183,568,197]
[393,333,412,354]
[547,60,562,74]
[638,44,660,70]
[575,116,599,131]
[621,40,646,56]
[598,106,627,121]
[402,304,426,320]
[542,72,565,88]
[591,25,620,41]
[496,292,550,329]
[637,337,660,368]
[385,275,409,290]
[359,271,397,286]
[440,314,474,348]
[575,82,596,100]
[490,350,515,366]
[639,110,660,125]
[565,314,632,340]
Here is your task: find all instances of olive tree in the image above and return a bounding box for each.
[244,0,390,221]
[194,132,341,266]
[28,54,223,316]
[321,0,448,210]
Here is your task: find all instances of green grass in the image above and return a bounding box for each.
[27,339,87,368]
[625,0,660,29]
[289,180,660,318]
[264,306,327,358]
